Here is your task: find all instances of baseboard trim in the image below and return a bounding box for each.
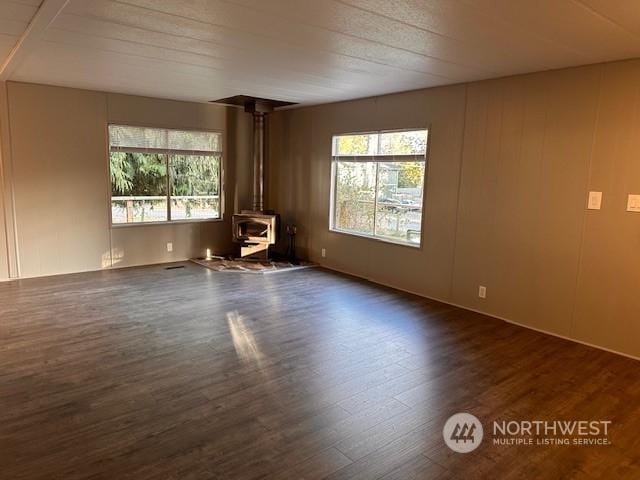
[319,263,640,363]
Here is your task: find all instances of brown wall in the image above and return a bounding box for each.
[268,59,640,359]
[0,83,8,280]
[2,61,640,357]
[0,82,252,279]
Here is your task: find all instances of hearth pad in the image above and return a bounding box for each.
[190,257,315,274]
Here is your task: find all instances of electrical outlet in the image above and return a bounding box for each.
[587,191,602,210]
[478,286,487,299]
[321,248,326,258]
[167,242,173,253]
[627,194,640,213]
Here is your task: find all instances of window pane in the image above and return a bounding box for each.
[334,161,376,235]
[375,162,425,244]
[331,129,428,246]
[170,155,221,220]
[109,125,222,153]
[167,130,221,153]
[379,130,428,155]
[335,134,378,156]
[110,152,167,224]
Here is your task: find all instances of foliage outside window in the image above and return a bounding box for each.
[330,129,428,246]
[109,125,222,224]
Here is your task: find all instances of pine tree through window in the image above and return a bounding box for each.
[109,125,222,224]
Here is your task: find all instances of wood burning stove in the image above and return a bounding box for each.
[232,211,279,258]
[216,96,287,259]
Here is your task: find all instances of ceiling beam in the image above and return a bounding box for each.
[0,0,70,81]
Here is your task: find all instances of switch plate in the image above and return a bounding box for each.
[478,286,487,299]
[587,191,602,210]
[167,242,173,252]
[321,248,326,258]
[627,195,640,213]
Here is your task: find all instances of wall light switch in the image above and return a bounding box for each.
[321,248,326,258]
[478,286,487,299]
[167,242,173,252]
[627,195,640,213]
[587,191,602,210]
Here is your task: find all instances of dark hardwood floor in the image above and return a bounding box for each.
[1,262,639,479]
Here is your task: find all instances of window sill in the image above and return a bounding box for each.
[329,227,422,249]
[111,217,225,228]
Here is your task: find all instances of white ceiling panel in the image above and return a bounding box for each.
[0,33,20,61]
[0,0,42,74]
[9,0,43,6]
[341,0,592,70]
[0,0,40,36]
[463,0,640,60]
[577,0,640,38]
[3,0,640,106]
[0,0,41,22]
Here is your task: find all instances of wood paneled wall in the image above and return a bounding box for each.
[2,61,640,357]
[0,82,252,279]
[268,59,640,358]
[8,84,111,276]
[0,82,10,280]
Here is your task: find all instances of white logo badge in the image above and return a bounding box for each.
[443,412,483,453]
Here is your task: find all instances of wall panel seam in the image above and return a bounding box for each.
[2,82,20,277]
[105,93,114,269]
[0,82,9,278]
[448,84,469,301]
[568,65,604,337]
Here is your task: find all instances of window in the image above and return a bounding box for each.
[109,125,222,224]
[330,129,428,246]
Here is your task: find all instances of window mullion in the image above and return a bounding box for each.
[332,160,339,229]
[218,155,223,219]
[166,154,172,222]
[372,161,379,238]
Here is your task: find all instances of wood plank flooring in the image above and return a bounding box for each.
[1,262,639,479]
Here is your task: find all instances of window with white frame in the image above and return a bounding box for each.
[330,129,428,246]
[109,125,222,224]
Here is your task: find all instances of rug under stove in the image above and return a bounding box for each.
[190,257,315,274]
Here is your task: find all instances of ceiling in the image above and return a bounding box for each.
[0,0,42,63]
[2,0,640,107]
